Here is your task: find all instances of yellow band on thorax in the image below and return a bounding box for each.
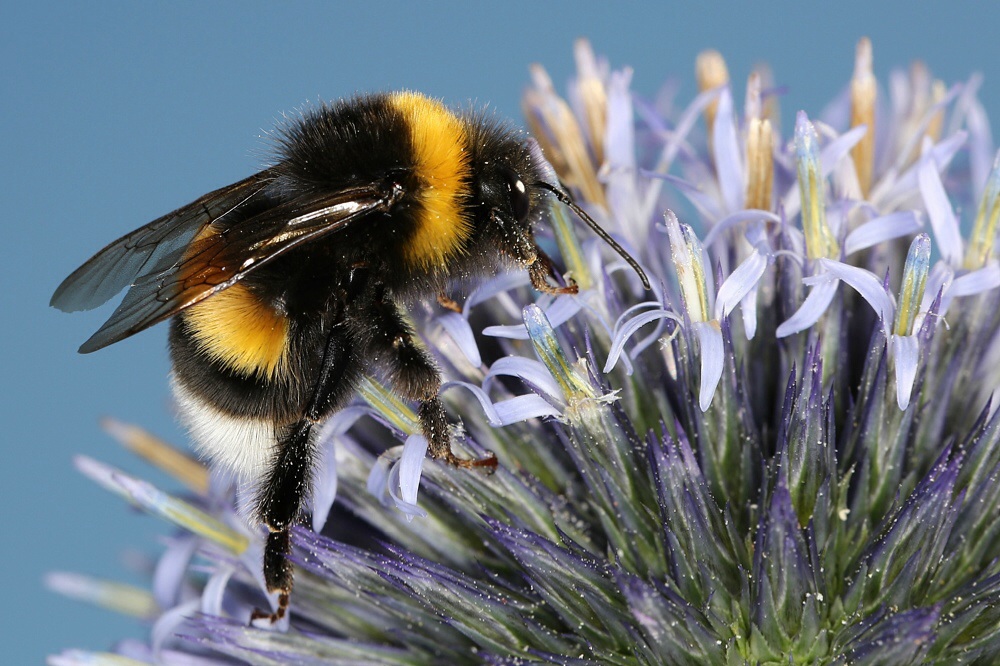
[389,92,472,271]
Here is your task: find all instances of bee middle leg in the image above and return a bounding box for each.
[358,294,496,469]
[251,325,359,623]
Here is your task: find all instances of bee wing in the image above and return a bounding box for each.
[75,182,397,353]
[52,172,275,313]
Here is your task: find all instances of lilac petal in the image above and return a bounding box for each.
[604,308,680,373]
[200,566,235,616]
[492,394,563,424]
[465,271,531,313]
[482,295,582,339]
[311,434,338,533]
[918,154,964,266]
[817,258,894,335]
[843,211,922,256]
[896,129,966,191]
[740,282,760,339]
[890,82,962,172]
[385,444,427,522]
[702,209,781,249]
[484,356,564,403]
[641,86,723,220]
[605,68,636,169]
[693,321,724,411]
[152,536,198,609]
[712,86,743,214]
[442,380,561,425]
[643,169,722,223]
[951,262,1000,297]
[714,249,767,321]
[893,334,920,410]
[775,275,839,338]
[967,97,995,198]
[437,312,481,367]
[395,434,428,520]
[312,406,370,532]
[151,598,201,654]
[366,450,395,505]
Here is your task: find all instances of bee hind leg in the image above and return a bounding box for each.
[250,420,314,624]
[251,326,360,624]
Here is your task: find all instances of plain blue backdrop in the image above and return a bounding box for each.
[5,2,1000,661]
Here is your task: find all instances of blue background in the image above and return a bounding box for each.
[5,2,999,661]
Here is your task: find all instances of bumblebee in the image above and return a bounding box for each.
[52,91,649,622]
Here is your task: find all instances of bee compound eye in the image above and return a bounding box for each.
[502,168,531,224]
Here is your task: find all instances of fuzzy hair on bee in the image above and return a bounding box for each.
[51,91,650,624]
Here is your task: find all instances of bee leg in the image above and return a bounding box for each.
[250,420,314,624]
[251,327,359,624]
[437,292,463,313]
[520,239,578,295]
[363,294,496,470]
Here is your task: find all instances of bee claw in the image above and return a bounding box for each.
[249,592,289,626]
[443,449,498,472]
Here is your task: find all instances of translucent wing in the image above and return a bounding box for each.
[67,180,399,353]
[51,172,273,313]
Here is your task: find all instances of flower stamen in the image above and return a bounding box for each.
[850,37,877,199]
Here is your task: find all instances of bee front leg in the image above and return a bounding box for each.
[360,293,496,470]
[528,249,579,295]
[510,233,577,296]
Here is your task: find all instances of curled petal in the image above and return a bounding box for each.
[485,356,564,403]
[442,381,562,425]
[312,406,370,532]
[152,599,202,652]
[693,321,724,411]
[367,439,428,521]
[843,211,923,256]
[437,312,481,367]
[817,258,895,335]
[918,152,964,266]
[740,283,760,339]
[702,209,781,249]
[311,433,339,533]
[366,449,395,505]
[201,566,235,617]
[604,308,680,373]
[714,249,767,321]
[776,276,839,338]
[465,271,531,313]
[395,434,428,519]
[492,394,564,424]
[893,334,920,410]
[151,536,198,609]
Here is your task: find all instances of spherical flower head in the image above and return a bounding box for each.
[51,38,1000,665]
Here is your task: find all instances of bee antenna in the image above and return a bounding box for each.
[535,181,651,290]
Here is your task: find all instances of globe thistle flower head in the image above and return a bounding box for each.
[51,38,1000,665]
